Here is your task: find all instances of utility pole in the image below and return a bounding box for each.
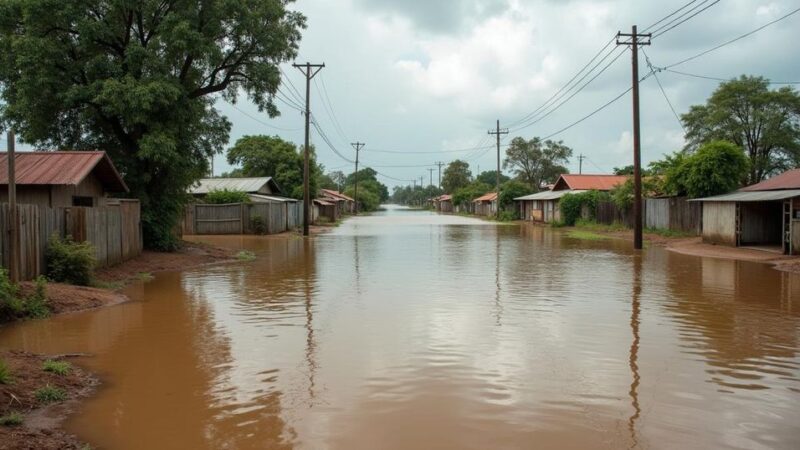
[488,119,508,215]
[351,142,365,215]
[427,168,435,187]
[435,161,445,189]
[7,130,18,283]
[617,26,650,251]
[293,62,325,236]
[578,154,586,174]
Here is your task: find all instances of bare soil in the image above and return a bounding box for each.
[0,351,97,450]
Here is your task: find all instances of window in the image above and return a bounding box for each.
[72,196,94,207]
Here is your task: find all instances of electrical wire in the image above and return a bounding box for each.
[650,0,721,39]
[642,0,701,32]
[310,115,356,164]
[642,49,686,133]
[228,103,301,132]
[316,74,351,144]
[663,68,800,85]
[279,66,306,105]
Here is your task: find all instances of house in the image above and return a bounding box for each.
[435,194,453,213]
[514,174,628,223]
[320,189,355,214]
[693,169,800,255]
[314,198,339,222]
[0,151,128,207]
[473,192,498,216]
[189,177,289,203]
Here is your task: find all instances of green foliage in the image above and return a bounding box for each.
[0,358,10,384]
[251,216,267,235]
[682,76,800,184]
[34,384,67,404]
[344,185,381,212]
[560,190,608,226]
[236,251,256,262]
[24,276,49,319]
[609,177,661,210]
[476,170,510,186]
[345,168,389,203]
[652,141,749,198]
[45,236,96,286]
[495,210,517,222]
[504,137,572,190]
[0,1,305,250]
[390,185,442,206]
[0,270,48,320]
[204,189,250,204]
[452,181,491,208]
[227,135,320,200]
[498,180,532,210]
[566,230,610,241]
[0,411,23,426]
[442,160,472,193]
[42,360,72,376]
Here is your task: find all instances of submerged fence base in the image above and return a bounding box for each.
[181,201,306,236]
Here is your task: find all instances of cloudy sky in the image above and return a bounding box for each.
[215,0,797,188]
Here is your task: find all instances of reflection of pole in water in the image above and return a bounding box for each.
[354,236,362,295]
[628,254,642,449]
[494,229,503,326]
[303,239,317,405]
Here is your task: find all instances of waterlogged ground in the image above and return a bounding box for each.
[1,206,799,449]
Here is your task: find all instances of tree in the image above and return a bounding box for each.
[205,189,250,204]
[0,0,305,250]
[327,170,346,191]
[345,168,388,202]
[226,135,320,200]
[476,170,509,187]
[452,181,491,208]
[442,160,472,193]
[503,137,572,191]
[498,180,532,211]
[682,76,800,184]
[680,140,750,198]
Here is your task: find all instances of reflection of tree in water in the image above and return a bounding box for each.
[661,252,800,390]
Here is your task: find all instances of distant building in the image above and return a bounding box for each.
[693,169,800,254]
[514,174,628,223]
[320,189,355,214]
[189,177,295,204]
[0,151,128,207]
[473,192,498,216]
[434,194,453,213]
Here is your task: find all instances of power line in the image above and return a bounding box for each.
[642,49,686,133]
[650,0,720,39]
[663,68,800,85]
[363,144,495,154]
[666,6,800,68]
[279,66,307,105]
[228,103,301,132]
[318,74,351,143]
[311,115,355,164]
[642,0,701,32]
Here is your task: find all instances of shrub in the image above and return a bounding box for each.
[34,384,67,404]
[251,216,267,235]
[0,412,23,426]
[0,268,23,320]
[205,189,251,204]
[24,276,49,319]
[496,210,517,222]
[43,359,72,376]
[560,190,609,226]
[45,235,96,286]
[0,358,11,384]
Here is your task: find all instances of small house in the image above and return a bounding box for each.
[514,174,627,223]
[0,151,128,207]
[320,189,355,214]
[473,192,498,216]
[436,194,453,213]
[693,169,800,255]
[314,198,339,222]
[190,177,288,203]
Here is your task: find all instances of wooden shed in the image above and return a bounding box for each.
[0,151,128,207]
[693,169,800,255]
[473,192,498,216]
[190,177,284,202]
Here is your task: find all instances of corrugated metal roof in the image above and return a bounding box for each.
[438,194,452,201]
[321,189,355,202]
[554,174,628,191]
[191,177,278,195]
[314,198,334,206]
[473,192,498,202]
[741,169,800,191]
[249,194,298,203]
[0,151,128,192]
[515,189,588,201]
[691,189,800,202]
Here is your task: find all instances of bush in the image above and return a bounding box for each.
[560,190,609,226]
[496,210,517,222]
[251,215,267,235]
[205,189,251,204]
[34,384,67,404]
[0,358,11,384]
[45,235,96,286]
[0,412,23,427]
[498,180,532,210]
[42,360,72,376]
[24,276,49,319]
[0,268,23,320]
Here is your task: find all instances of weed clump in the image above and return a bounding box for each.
[0,411,23,426]
[0,270,50,321]
[42,359,72,376]
[35,384,67,404]
[251,216,267,235]
[236,250,256,261]
[0,358,11,384]
[45,235,96,286]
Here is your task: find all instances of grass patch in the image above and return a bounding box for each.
[644,227,695,238]
[0,411,23,426]
[0,358,11,384]
[566,230,610,241]
[574,218,627,232]
[42,359,72,376]
[236,250,256,261]
[135,272,154,282]
[91,279,125,291]
[35,384,67,404]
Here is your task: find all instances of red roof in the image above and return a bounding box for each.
[320,189,354,202]
[552,174,628,191]
[741,169,800,191]
[0,151,128,192]
[438,194,452,201]
[473,192,498,202]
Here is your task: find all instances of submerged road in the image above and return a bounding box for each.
[1,206,799,449]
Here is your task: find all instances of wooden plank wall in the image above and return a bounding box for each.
[0,201,142,280]
[645,197,701,233]
[184,202,303,236]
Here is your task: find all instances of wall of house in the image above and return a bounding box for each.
[702,202,737,245]
[740,201,783,245]
[0,185,51,205]
[1,174,110,208]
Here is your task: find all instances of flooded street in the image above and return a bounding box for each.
[1,206,799,449]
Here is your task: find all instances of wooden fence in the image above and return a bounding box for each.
[0,200,142,280]
[182,201,304,235]
[645,197,701,233]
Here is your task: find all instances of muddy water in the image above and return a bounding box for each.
[2,206,799,449]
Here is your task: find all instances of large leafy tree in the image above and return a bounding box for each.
[503,137,572,191]
[345,167,388,202]
[226,135,319,200]
[651,141,749,198]
[475,170,509,187]
[0,0,305,250]
[682,76,800,184]
[441,159,471,193]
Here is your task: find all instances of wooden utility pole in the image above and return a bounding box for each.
[435,161,445,188]
[7,130,18,282]
[578,154,586,174]
[478,119,508,196]
[293,62,325,236]
[427,168,435,187]
[617,26,650,250]
[351,142,364,215]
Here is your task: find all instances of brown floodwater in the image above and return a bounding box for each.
[1,206,799,449]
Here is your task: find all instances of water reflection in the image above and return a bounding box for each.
[628,254,642,449]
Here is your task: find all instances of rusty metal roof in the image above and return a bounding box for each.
[741,169,800,191]
[438,194,452,201]
[0,151,128,192]
[191,177,281,195]
[314,198,334,206]
[691,189,800,202]
[321,189,355,202]
[515,190,588,201]
[473,192,498,202]
[553,174,628,191]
